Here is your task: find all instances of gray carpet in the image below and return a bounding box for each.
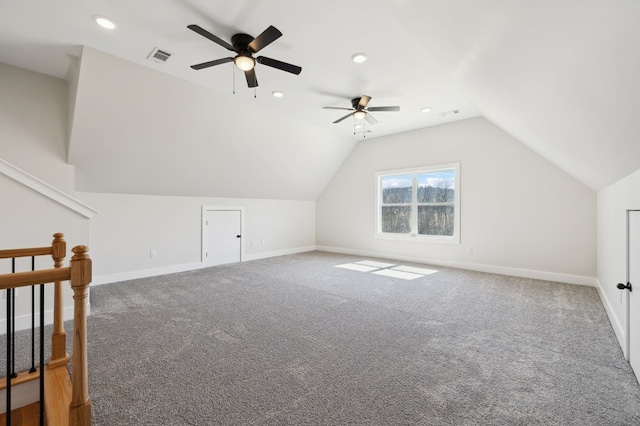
[6,251,640,424]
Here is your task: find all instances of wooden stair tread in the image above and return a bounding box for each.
[44,365,72,426]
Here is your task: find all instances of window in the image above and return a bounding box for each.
[376,163,460,243]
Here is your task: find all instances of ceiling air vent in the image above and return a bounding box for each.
[439,109,461,117]
[147,47,172,64]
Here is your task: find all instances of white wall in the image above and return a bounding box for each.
[0,175,91,331]
[76,192,315,284]
[0,61,92,331]
[317,117,596,284]
[0,60,89,257]
[0,62,75,194]
[596,168,640,351]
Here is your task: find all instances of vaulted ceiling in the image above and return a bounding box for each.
[1,0,638,198]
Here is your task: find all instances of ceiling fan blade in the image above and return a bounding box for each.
[358,95,372,109]
[333,113,353,124]
[248,26,283,53]
[256,56,302,75]
[245,68,258,88]
[187,25,235,51]
[323,107,353,111]
[365,113,378,125]
[190,57,234,70]
[368,106,400,112]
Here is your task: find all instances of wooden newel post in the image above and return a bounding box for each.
[68,245,92,426]
[49,233,70,368]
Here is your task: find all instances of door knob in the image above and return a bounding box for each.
[617,282,633,292]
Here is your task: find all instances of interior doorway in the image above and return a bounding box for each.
[202,207,243,266]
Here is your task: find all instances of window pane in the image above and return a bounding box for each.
[382,206,412,233]
[417,170,455,203]
[418,205,454,236]
[381,174,412,204]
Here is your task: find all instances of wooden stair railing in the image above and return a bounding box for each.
[0,234,92,426]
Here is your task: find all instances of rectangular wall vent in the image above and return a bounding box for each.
[147,47,172,63]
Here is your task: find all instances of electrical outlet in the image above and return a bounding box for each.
[150,250,157,258]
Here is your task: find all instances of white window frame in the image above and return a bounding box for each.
[375,163,460,244]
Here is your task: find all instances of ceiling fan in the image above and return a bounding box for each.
[323,96,400,125]
[187,24,302,88]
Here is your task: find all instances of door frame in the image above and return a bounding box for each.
[624,209,640,361]
[201,206,245,264]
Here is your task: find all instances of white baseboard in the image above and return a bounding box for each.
[92,246,317,286]
[595,278,627,358]
[316,245,597,287]
[95,245,596,288]
[91,262,204,286]
[243,246,316,262]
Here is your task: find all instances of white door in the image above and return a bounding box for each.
[204,210,241,266]
[628,211,640,375]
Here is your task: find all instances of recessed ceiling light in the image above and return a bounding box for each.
[272,91,284,98]
[351,53,367,63]
[94,15,116,30]
[421,107,432,113]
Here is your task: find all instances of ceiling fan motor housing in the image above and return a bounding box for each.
[231,33,254,52]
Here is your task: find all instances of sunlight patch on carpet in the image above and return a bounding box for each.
[335,263,380,272]
[355,260,396,268]
[334,259,439,280]
[373,269,423,280]
[392,265,439,275]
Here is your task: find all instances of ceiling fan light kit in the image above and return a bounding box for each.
[234,54,255,71]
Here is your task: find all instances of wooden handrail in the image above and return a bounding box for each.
[0,268,70,290]
[0,234,92,425]
[0,247,52,259]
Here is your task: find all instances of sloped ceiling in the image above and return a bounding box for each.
[69,47,356,200]
[1,0,639,197]
[385,0,640,191]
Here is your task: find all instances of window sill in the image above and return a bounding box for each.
[375,232,460,244]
